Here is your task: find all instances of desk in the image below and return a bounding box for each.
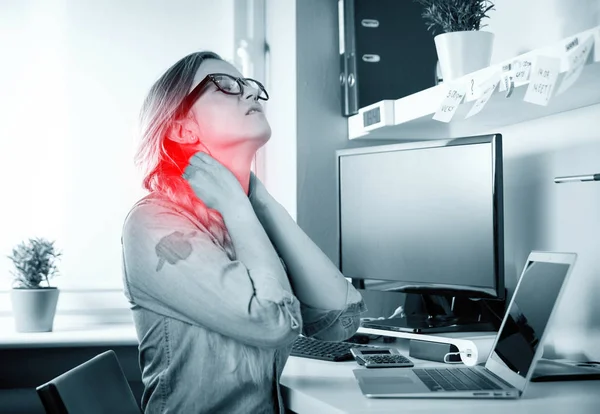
[3,321,598,413]
[280,338,600,414]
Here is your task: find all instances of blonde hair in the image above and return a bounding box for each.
[135,51,272,385]
[134,51,234,258]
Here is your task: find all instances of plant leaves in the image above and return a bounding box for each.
[7,237,61,288]
[413,0,495,34]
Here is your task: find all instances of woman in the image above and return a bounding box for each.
[121,51,366,414]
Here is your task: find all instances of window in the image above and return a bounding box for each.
[0,0,249,299]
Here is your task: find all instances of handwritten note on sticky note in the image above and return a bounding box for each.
[432,86,466,123]
[523,56,560,106]
[512,59,532,84]
[498,63,512,92]
[466,78,499,119]
[557,35,594,95]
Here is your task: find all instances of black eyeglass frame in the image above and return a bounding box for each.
[177,73,269,118]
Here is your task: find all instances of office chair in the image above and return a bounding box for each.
[36,350,142,414]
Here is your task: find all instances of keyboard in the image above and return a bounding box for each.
[413,367,503,392]
[290,335,381,362]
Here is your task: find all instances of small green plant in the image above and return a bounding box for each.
[7,238,61,288]
[413,0,495,35]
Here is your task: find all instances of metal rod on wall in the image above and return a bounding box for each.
[554,173,600,184]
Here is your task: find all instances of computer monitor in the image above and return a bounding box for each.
[336,134,505,332]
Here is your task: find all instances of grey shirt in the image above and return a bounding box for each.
[121,193,366,413]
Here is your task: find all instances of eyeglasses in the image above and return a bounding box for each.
[177,73,269,117]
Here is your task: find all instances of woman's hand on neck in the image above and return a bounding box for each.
[205,143,258,196]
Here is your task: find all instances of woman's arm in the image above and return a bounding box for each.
[249,176,350,309]
[249,173,366,340]
[122,199,302,349]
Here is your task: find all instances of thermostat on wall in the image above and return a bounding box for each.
[358,100,395,132]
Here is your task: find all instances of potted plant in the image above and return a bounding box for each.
[7,237,61,332]
[414,0,496,81]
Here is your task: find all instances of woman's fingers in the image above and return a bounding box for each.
[189,151,216,166]
[183,163,203,179]
[189,152,207,166]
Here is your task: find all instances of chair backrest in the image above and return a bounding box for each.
[36,350,142,414]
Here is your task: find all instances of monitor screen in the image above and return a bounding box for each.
[491,260,571,378]
[337,135,503,298]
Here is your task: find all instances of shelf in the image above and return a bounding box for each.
[348,26,600,140]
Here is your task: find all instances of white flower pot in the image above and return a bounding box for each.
[10,288,60,332]
[434,31,494,81]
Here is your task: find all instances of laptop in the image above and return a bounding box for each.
[353,251,577,399]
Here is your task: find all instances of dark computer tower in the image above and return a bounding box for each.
[339,0,439,116]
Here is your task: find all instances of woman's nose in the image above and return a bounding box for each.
[243,87,259,101]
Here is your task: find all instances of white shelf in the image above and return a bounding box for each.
[348,26,600,140]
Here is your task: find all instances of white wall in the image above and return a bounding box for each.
[487,0,600,62]
[484,0,600,357]
[0,0,235,290]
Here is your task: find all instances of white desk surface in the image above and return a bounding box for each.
[280,338,600,414]
[3,321,598,414]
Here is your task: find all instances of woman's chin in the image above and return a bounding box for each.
[216,121,271,147]
[247,123,272,145]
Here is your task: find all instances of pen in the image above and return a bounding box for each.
[554,173,600,184]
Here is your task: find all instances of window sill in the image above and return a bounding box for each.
[0,288,138,348]
[0,317,138,349]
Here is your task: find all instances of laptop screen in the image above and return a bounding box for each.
[491,260,571,378]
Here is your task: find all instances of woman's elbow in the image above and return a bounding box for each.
[340,313,362,340]
[255,301,303,348]
[313,313,361,342]
[262,319,302,348]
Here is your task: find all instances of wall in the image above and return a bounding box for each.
[295,0,399,264]
[484,103,600,358]
[290,0,600,358]
[484,0,600,357]
[0,0,235,291]
[487,0,600,61]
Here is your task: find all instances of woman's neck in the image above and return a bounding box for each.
[208,146,256,195]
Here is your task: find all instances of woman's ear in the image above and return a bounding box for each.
[166,118,200,145]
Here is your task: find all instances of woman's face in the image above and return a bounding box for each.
[187,59,271,151]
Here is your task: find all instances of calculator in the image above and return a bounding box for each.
[350,347,414,368]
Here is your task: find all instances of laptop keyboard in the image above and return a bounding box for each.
[413,368,503,392]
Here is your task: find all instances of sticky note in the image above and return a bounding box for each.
[466,77,499,119]
[523,56,560,106]
[556,35,594,95]
[498,63,512,92]
[512,59,532,84]
[432,85,466,123]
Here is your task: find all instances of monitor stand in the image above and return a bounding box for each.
[376,292,503,334]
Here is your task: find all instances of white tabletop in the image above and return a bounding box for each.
[3,320,598,414]
[280,341,600,414]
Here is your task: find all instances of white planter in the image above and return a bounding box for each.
[10,288,60,332]
[434,31,494,81]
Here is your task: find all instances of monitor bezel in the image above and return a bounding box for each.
[334,134,505,300]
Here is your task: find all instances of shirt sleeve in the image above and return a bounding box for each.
[299,282,368,342]
[121,201,302,349]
